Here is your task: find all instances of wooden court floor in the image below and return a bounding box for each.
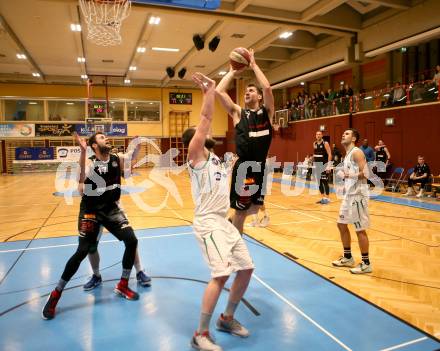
[0,169,439,339]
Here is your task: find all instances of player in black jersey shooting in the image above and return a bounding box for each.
[215,49,275,234]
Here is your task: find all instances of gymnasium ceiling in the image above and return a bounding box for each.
[0,0,432,88]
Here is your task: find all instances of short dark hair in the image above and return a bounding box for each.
[347,128,360,143]
[246,83,262,96]
[88,132,105,148]
[182,127,196,147]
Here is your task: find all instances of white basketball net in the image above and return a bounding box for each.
[79,0,131,46]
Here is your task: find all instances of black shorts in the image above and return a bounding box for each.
[230,159,267,211]
[78,200,130,243]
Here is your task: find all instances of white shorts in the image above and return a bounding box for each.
[337,195,370,231]
[193,216,255,278]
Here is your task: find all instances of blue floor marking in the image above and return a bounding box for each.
[0,226,438,350]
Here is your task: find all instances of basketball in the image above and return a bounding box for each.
[229,47,251,70]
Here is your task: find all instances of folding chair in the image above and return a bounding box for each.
[385,167,405,192]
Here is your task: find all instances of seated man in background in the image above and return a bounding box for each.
[403,156,431,198]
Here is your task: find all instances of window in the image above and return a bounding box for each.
[127,101,160,122]
[4,99,44,121]
[48,100,85,121]
[108,101,124,121]
[87,100,107,118]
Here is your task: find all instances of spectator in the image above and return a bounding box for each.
[360,139,375,162]
[403,156,431,198]
[345,84,354,97]
[391,82,406,105]
[326,88,336,115]
[432,65,440,87]
[304,93,311,119]
[374,140,391,183]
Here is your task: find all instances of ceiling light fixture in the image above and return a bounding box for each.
[124,79,131,84]
[16,54,27,60]
[137,47,146,53]
[66,102,74,105]
[77,57,86,63]
[70,24,81,32]
[152,47,180,52]
[32,73,41,77]
[149,16,161,25]
[129,66,137,71]
[279,31,293,39]
[81,75,88,79]
[219,71,227,76]
[29,102,37,105]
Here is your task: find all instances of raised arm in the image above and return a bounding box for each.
[74,133,92,195]
[249,48,274,120]
[215,68,241,125]
[188,73,216,166]
[118,136,142,176]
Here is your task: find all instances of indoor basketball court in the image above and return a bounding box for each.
[0,1,439,350]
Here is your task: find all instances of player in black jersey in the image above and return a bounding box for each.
[42,132,141,320]
[374,140,391,183]
[313,131,332,204]
[216,48,274,234]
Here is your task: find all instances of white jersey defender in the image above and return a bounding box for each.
[189,153,254,278]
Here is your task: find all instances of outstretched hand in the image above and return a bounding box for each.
[74,132,87,151]
[249,48,256,67]
[192,72,215,94]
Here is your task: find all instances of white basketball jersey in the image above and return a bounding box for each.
[343,146,368,196]
[188,152,230,218]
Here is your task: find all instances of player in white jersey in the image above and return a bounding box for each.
[332,128,372,274]
[182,73,254,351]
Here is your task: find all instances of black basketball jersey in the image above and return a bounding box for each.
[313,141,328,164]
[82,153,121,209]
[235,106,272,162]
[375,147,388,163]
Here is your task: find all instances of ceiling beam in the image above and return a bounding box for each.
[307,4,362,31]
[124,13,155,81]
[233,0,252,12]
[254,47,292,62]
[301,0,347,21]
[346,0,380,14]
[0,14,45,81]
[359,0,410,10]
[270,30,316,50]
[135,2,354,37]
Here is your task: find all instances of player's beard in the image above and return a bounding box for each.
[98,144,112,154]
[205,138,216,149]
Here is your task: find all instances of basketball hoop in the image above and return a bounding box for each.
[79,0,131,46]
[85,117,113,135]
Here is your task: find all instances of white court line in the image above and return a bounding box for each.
[252,273,352,351]
[0,232,193,254]
[379,337,428,351]
[265,200,322,221]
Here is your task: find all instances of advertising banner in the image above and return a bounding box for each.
[35,123,75,137]
[0,124,35,137]
[56,146,93,161]
[75,123,127,136]
[15,147,54,160]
